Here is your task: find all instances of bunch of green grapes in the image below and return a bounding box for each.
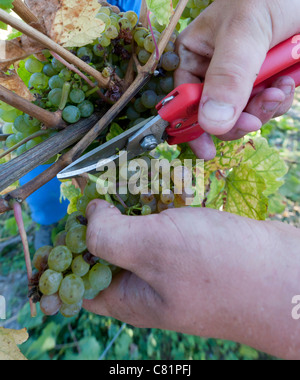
[179,0,214,20]
[32,215,116,318]
[33,158,195,318]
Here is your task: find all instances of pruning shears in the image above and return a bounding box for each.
[57,34,300,180]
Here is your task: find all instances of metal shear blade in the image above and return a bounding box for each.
[57,115,169,179]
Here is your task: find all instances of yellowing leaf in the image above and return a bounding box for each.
[49,0,105,47]
[0,327,29,360]
[146,0,173,26]
[224,164,268,220]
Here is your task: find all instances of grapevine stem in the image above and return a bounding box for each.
[147,11,160,62]
[12,201,37,318]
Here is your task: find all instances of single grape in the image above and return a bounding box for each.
[29,73,49,90]
[48,88,62,107]
[144,34,156,53]
[84,181,99,199]
[119,17,132,30]
[124,11,138,27]
[54,230,67,247]
[40,294,62,316]
[89,264,112,293]
[26,136,43,150]
[141,90,157,109]
[48,246,73,272]
[39,269,63,296]
[96,12,111,29]
[98,35,111,48]
[5,134,17,149]
[134,29,148,47]
[164,41,176,53]
[49,75,64,89]
[76,195,91,215]
[69,89,85,104]
[14,115,29,133]
[59,274,85,305]
[60,300,83,317]
[0,108,22,123]
[126,106,140,121]
[93,44,105,57]
[2,123,13,134]
[160,76,174,94]
[105,25,119,39]
[134,98,147,113]
[161,52,180,71]
[24,114,41,128]
[141,205,152,216]
[72,255,90,277]
[65,211,84,232]
[140,191,155,205]
[138,49,151,65]
[62,106,81,124]
[160,190,175,205]
[51,57,65,72]
[77,47,94,63]
[66,225,87,254]
[16,145,26,156]
[59,68,72,81]
[32,245,52,271]
[43,63,57,77]
[25,57,44,73]
[100,6,111,15]
[78,100,94,118]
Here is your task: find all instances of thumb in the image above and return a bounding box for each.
[199,25,270,136]
[85,199,157,277]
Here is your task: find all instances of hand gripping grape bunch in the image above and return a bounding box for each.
[13,1,213,318]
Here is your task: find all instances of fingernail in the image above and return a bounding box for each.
[201,99,235,124]
[280,85,293,96]
[262,101,280,113]
[86,201,97,218]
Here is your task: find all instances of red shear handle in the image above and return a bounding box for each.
[157,34,300,145]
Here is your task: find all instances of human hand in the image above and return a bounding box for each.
[175,0,299,160]
[83,200,300,359]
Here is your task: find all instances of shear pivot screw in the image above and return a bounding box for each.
[140,135,158,151]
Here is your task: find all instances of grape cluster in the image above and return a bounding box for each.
[31,214,117,317]
[33,159,195,317]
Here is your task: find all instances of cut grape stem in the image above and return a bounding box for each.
[0,84,66,129]
[147,11,160,62]
[12,200,37,318]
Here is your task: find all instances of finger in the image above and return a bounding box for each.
[189,133,216,160]
[269,76,295,117]
[83,271,165,328]
[85,199,161,279]
[198,14,271,136]
[217,112,262,141]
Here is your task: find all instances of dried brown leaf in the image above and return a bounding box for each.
[0,70,34,101]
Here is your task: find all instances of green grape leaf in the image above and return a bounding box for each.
[206,173,226,208]
[0,0,13,10]
[224,164,268,220]
[146,0,173,26]
[243,137,288,196]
